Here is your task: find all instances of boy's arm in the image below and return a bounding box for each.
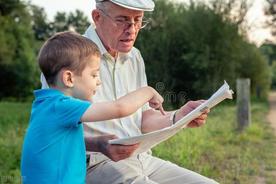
[81,86,164,122]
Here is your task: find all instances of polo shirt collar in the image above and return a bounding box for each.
[34,89,63,99]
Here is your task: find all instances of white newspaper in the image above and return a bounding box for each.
[109,81,234,155]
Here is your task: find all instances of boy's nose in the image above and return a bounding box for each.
[97,79,102,86]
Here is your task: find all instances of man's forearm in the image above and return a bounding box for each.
[85,135,139,162]
[141,109,173,133]
[85,136,102,152]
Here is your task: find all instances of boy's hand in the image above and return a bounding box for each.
[149,90,165,115]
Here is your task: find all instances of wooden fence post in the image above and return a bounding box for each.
[237,78,251,131]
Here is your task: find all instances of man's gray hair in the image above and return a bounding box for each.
[96,0,107,10]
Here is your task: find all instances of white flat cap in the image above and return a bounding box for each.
[96,0,155,11]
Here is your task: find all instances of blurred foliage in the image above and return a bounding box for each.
[271,62,276,89]
[260,43,276,65]
[0,0,90,100]
[260,43,276,89]
[0,0,273,104]
[264,0,276,40]
[136,0,271,108]
[30,5,90,41]
[0,0,39,99]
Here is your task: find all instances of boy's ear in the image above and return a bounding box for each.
[62,70,74,88]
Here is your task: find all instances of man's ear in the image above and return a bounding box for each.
[92,9,100,24]
[62,70,74,88]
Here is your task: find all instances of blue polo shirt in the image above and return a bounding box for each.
[21,89,91,184]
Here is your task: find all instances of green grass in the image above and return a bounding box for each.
[0,102,31,184]
[153,101,276,184]
[0,100,275,184]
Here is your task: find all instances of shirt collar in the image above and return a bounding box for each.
[34,89,64,99]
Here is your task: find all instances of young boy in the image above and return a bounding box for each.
[21,31,164,184]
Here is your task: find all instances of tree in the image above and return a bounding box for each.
[237,42,271,97]
[209,0,252,25]
[52,12,69,32]
[0,0,39,99]
[264,0,276,41]
[0,1,90,100]
[29,4,53,41]
[260,43,276,89]
[30,8,90,42]
[271,62,276,89]
[136,0,270,107]
[68,10,90,34]
[260,43,276,65]
[52,10,90,34]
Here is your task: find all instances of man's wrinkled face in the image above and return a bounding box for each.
[93,2,144,57]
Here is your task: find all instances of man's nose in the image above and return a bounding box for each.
[125,22,136,34]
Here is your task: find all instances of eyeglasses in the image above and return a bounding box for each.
[98,8,150,30]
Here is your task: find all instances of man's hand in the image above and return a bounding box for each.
[90,135,139,162]
[176,100,210,128]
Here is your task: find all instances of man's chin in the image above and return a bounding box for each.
[119,47,133,53]
[118,42,134,53]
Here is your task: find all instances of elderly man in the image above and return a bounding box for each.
[83,0,218,183]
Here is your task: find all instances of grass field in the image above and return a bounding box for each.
[0,102,31,183]
[0,100,275,183]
